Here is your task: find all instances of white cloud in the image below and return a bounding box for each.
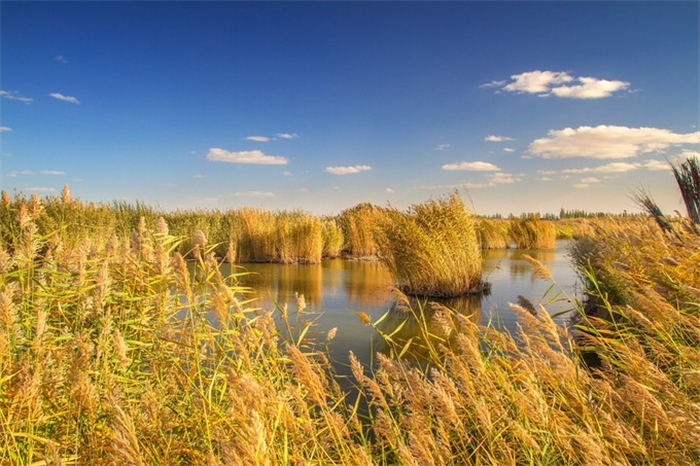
[233,191,275,198]
[573,183,590,189]
[434,144,450,150]
[503,148,515,152]
[641,160,670,171]
[193,174,208,179]
[462,182,494,189]
[580,177,601,183]
[442,161,500,171]
[385,187,395,193]
[529,125,700,159]
[207,148,288,165]
[245,136,271,142]
[0,126,12,132]
[681,150,700,158]
[482,70,629,99]
[8,170,66,176]
[49,92,80,104]
[276,133,298,139]
[503,71,574,94]
[283,171,293,176]
[479,80,507,89]
[562,162,640,174]
[485,135,515,142]
[325,165,372,175]
[487,172,522,184]
[54,55,68,63]
[26,187,57,193]
[549,76,630,99]
[0,90,33,104]
[537,177,553,182]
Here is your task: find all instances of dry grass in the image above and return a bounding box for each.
[339,203,384,259]
[1,190,698,465]
[476,218,510,249]
[509,215,557,249]
[376,192,487,298]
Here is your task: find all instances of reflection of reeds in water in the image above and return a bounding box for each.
[508,249,557,279]
[273,264,323,309]
[344,260,393,307]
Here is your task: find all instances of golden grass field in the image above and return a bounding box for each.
[0,186,698,465]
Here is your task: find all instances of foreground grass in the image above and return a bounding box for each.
[0,193,698,465]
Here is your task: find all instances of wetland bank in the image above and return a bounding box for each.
[0,186,698,465]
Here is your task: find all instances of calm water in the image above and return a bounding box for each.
[220,240,581,370]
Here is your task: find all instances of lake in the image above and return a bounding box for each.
[220,240,581,371]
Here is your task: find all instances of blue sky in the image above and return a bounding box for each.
[1,1,698,216]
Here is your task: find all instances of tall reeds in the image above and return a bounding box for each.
[377,192,487,297]
[476,218,510,249]
[1,190,698,465]
[508,215,557,249]
[339,203,384,259]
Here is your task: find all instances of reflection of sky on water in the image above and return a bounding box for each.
[224,240,581,369]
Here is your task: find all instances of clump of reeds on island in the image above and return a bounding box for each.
[375,191,488,298]
[1,167,699,465]
[508,214,557,249]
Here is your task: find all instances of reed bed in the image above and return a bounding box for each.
[509,215,557,249]
[476,217,510,249]
[376,192,487,297]
[338,203,384,259]
[321,218,345,259]
[1,190,698,465]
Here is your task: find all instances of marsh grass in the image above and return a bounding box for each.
[339,203,384,259]
[377,192,487,298]
[509,215,557,249]
[476,218,510,249]
[1,190,698,465]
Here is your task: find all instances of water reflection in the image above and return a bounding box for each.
[222,240,579,369]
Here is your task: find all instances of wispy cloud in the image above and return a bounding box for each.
[193,174,208,179]
[39,170,66,175]
[434,144,450,150]
[529,125,700,159]
[442,161,500,171]
[207,148,288,165]
[503,148,515,152]
[0,126,12,132]
[485,135,514,142]
[7,169,66,177]
[385,187,395,193]
[25,187,57,193]
[0,90,33,104]
[537,160,671,176]
[276,133,298,140]
[54,55,68,63]
[325,165,372,175]
[233,191,275,198]
[245,136,272,142]
[49,92,80,104]
[482,70,630,99]
[486,172,522,184]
